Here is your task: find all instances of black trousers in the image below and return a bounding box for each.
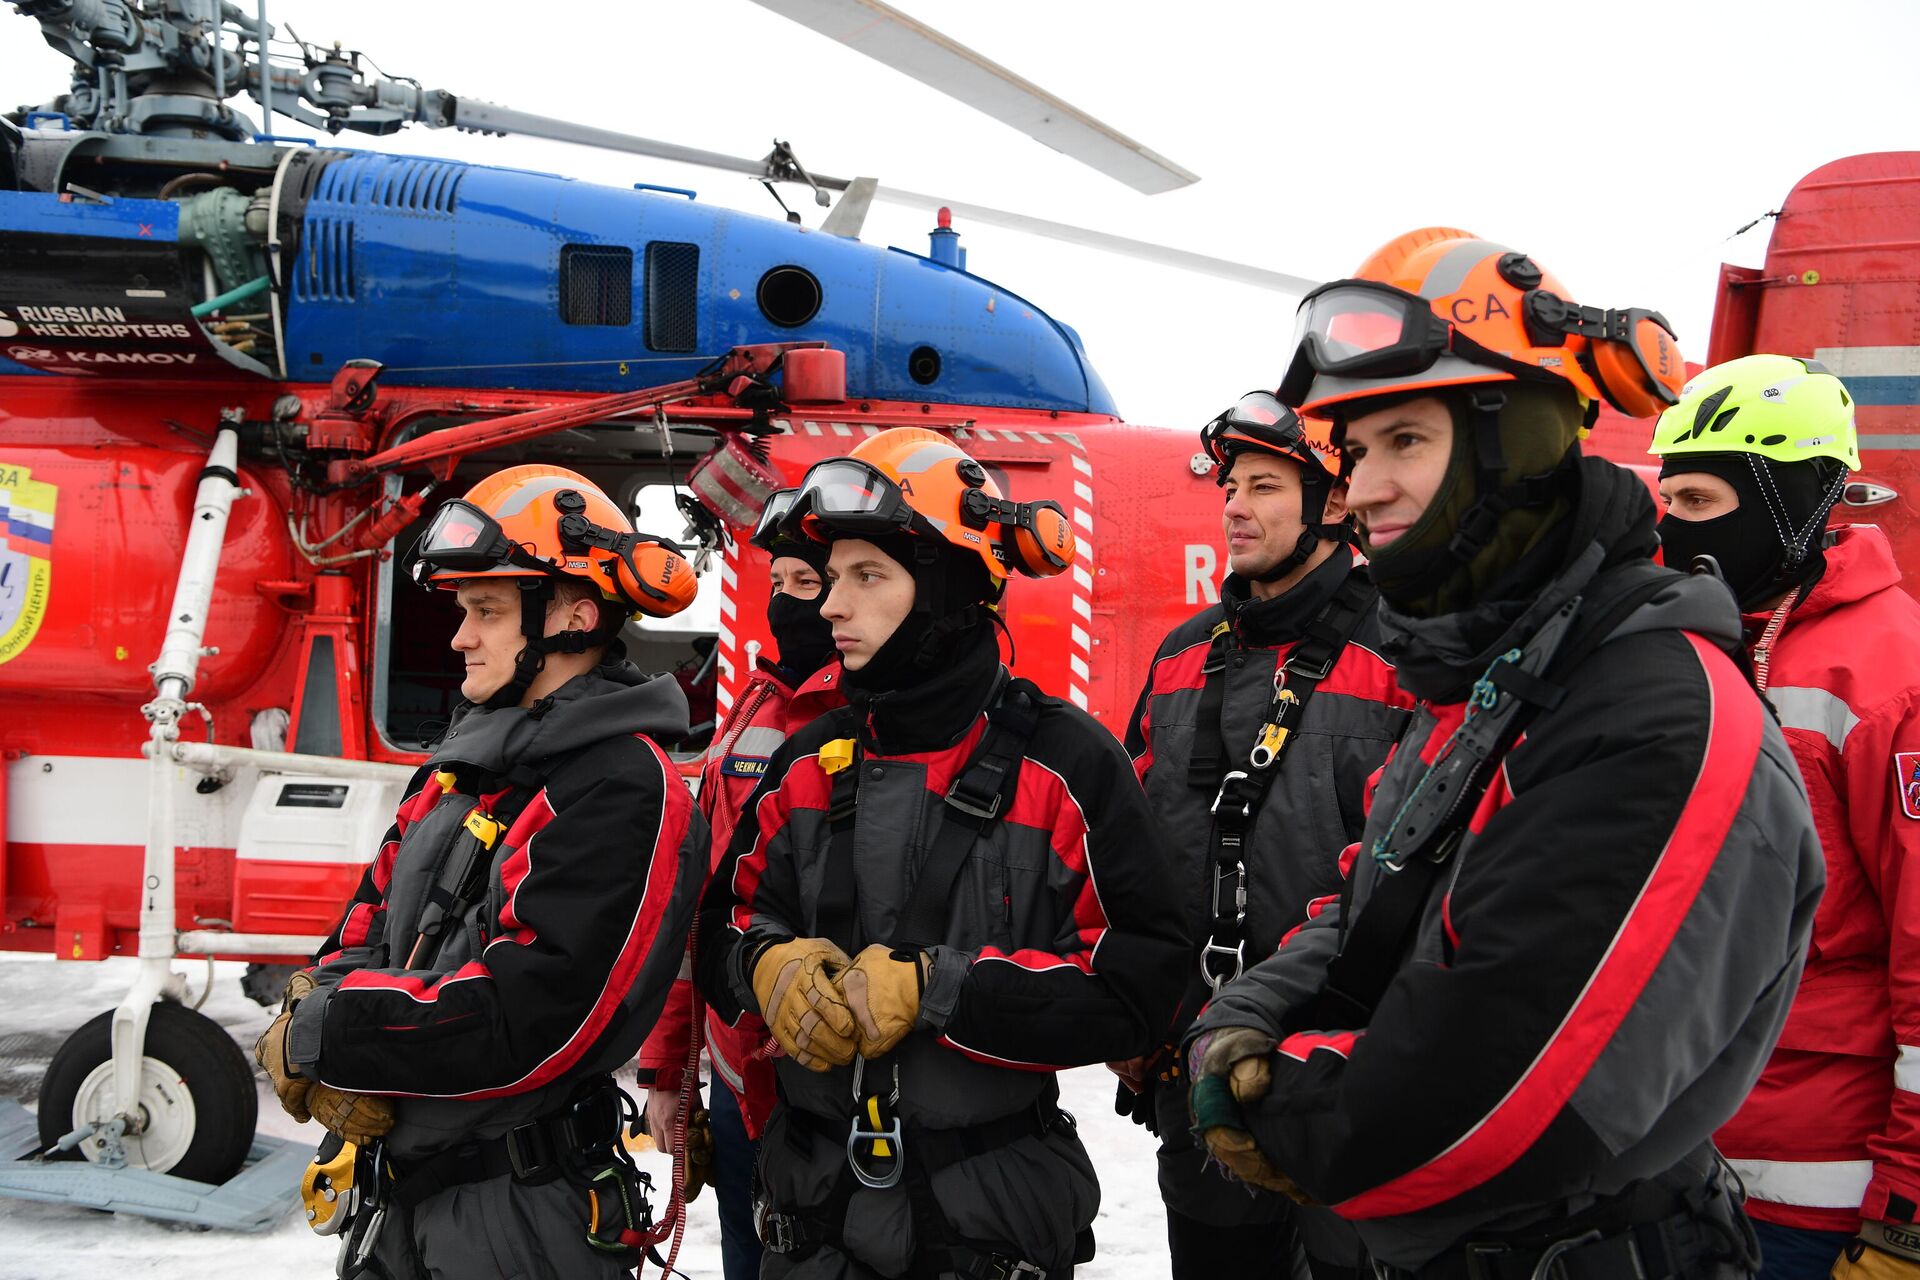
[1166,1205,1366,1280]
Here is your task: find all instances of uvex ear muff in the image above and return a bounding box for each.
[553,493,698,620]
[959,489,1076,577]
[1520,286,1684,419]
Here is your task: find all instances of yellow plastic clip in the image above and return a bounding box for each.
[300,1140,358,1235]
[463,808,504,849]
[432,769,459,793]
[865,1096,893,1158]
[819,738,857,776]
[1209,620,1232,641]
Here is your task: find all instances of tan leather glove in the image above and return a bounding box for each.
[1199,1125,1318,1204]
[253,971,316,1122]
[306,1085,396,1145]
[1835,1228,1920,1280]
[683,1106,714,1203]
[838,945,929,1059]
[751,938,856,1071]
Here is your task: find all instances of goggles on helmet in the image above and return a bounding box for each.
[749,488,803,553]
[786,458,935,540]
[412,492,677,609]
[1200,392,1321,472]
[1277,279,1555,409]
[412,500,548,578]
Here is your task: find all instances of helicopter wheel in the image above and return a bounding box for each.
[37,1002,258,1184]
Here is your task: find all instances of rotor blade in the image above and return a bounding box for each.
[874,186,1318,295]
[438,101,1310,292]
[748,0,1199,195]
[820,176,880,238]
[446,98,838,185]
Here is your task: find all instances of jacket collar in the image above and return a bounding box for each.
[1222,546,1355,648]
[847,624,1002,755]
[1743,524,1902,630]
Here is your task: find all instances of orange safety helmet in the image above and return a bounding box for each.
[414,464,697,620]
[1279,228,1684,421]
[787,428,1076,593]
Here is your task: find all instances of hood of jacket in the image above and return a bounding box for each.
[429,658,691,774]
[1379,455,1740,704]
[1742,523,1903,633]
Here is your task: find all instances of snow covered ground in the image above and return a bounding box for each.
[0,954,1186,1279]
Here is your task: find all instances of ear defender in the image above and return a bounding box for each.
[610,541,701,618]
[1007,500,1076,577]
[1524,291,1685,419]
[959,488,1076,578]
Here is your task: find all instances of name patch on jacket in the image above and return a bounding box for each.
[722,754,771,779]
[1897,751,1920,820]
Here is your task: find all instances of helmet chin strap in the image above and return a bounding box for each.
[478,578,610,711]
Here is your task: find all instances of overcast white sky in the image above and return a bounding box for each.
[7,1,1918,428]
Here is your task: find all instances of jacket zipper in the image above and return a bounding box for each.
[714,677,778,762]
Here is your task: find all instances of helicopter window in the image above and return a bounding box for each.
[757,266,823,328]
[645,242,701,352]
[560,245,634,326]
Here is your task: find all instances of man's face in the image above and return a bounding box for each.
[819,538,915,671]
[1343,395,1455,549]
[450,582,527,703]
[1656,471,1740,522]
[1220,454,1346,579]
[770,554,825,600]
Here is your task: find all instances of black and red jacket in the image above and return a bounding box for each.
[696,631,1186,1275]
[1187,459,1826,1269]
[288,661,707,1159]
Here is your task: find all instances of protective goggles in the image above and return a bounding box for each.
[749,488,802,553]
[1200,392,1315,471]
[411,500,548,579]
[785,458,933,540]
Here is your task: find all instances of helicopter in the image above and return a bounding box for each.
[0,0,1909,1230]
[0,0,1319,1219]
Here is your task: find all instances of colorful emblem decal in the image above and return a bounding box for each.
[0,462,55,666]
[1897,751,1920,821]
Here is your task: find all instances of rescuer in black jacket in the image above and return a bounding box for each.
[1119,393,1412,1280]
[1183,230,1823,1280]
[698,429,1186,1280]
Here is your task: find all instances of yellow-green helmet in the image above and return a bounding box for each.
[1649,353,1860,471]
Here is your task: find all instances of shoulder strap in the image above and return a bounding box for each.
[889,680,1044,950]
[815,708,865,951]
[1300,571,1675,1030]
[1187,620,1234,789]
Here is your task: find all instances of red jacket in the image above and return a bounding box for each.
[1718,525,1920,1231]
[636,659,844,1137]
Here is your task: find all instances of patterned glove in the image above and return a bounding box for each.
[306,1086,396,1145]
[1835,1226,1920,1280]
[253,970,316,1122]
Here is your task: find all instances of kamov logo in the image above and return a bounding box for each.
[7,346,54,362]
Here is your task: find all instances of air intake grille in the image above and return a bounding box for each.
[560,244,633,327]
[369,159,464,213]
[645,242,699,352]
[296,216,355,301]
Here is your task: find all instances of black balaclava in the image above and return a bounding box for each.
[477,577,621,711]
[838,532,996,696]
[1352,382,1584,618]
[765,538,835,678]
[1656,452,1843,611]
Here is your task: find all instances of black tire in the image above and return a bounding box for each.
[38,1002,259,1184]
[241,963,297,1009]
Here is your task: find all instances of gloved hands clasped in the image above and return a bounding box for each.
[254,971,396,1144]
[751,939,931,1070]
[1834,1224,1920,1280]
[1187,1025,1314,1204]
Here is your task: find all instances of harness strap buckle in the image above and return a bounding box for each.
[1200,938,1246,991]
[944,781,1003,821]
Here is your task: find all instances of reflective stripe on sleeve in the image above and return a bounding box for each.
[1897,1044,1920,1094]
[1730,1158,1873,1208]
